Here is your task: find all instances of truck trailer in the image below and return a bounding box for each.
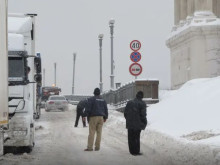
[0,0,9,156]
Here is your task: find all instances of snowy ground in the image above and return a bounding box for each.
[1,76,220,165]
[0,105,168,165]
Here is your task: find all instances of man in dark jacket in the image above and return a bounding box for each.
[124,91,147,156]
[84,88,108,151]
[75,99,87,127]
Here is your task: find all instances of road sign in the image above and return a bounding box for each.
[130,40,141,52]
[130,51,141,62]
[129,63,142,76]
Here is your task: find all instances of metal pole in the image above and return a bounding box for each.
[98,34,104,93]
[43,68,45,86]
[72,53,76,95]
[109,19,115,89]
[54,63,56,86]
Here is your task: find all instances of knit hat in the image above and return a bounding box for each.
[136,91,144,99]
[93,88,100,95]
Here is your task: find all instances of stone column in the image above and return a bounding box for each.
[174,0,180,25]
[180,0,187,20]
[187,0,195,16]
[195,0,212,11]
[215,0,220,18]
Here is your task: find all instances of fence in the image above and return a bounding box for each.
[65,80,159,111]
[102,79,159,111]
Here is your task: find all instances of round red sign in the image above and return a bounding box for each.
[129,63,142,76]
[130,51,141,63]
[130,40,141,52]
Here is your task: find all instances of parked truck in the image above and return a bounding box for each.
[0,0,9,156]
[4,13,41,152]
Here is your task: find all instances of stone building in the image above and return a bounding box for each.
[166,0,220,89]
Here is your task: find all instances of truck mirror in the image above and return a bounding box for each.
[34,57,41,73]
[34,73,42,83]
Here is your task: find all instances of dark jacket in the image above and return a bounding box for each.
[124,98,147,130]
[85,96,108,120]
[77,99,87,115]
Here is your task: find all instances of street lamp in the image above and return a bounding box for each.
[72,53,76,95]
[109,18,115,89]
[98,34,104,93]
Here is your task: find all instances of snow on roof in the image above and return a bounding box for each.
[8,33,24,51]
[167,11,220,39]
[8,16,32,34]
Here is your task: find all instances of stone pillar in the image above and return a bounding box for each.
[187,0,195,16]
[180,0,187,20]
[215,0,220,18]
[174,0,180,25]
[195,0,212,11]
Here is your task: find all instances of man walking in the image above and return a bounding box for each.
[75,99,87,127]
[84,88,108,151]
[124,91,147,156]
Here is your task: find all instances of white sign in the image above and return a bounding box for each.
[129,63,142,76]
[130,40,141,51]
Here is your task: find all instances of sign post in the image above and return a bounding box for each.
[129,40,142,79]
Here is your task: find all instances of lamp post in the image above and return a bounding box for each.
[72,53,76,95]
[43,68,45,87]
[109,18,115,89]
[98,34,104,93]
[54,62,56,86]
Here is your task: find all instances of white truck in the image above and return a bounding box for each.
[4,13,41,152]
[0,0,9,156]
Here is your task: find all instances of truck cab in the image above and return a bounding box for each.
[4,13,41,152]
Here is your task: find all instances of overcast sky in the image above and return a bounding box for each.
[8,0,174,95]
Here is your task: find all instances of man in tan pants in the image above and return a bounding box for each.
[84,88,108,151]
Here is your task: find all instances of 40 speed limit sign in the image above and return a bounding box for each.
[129,63,142,76]
[130,40,141,52]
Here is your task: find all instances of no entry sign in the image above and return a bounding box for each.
[129,63,142,76]
[130,51,141,62]
[130,40,141,52]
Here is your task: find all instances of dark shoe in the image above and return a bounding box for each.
[131,152,143,156]
[83,125,87,127]
[84,148,93,151]
[74,125,77,127]
[95,148,100,151]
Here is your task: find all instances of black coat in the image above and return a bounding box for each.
[77,100,87,115]
[124,98,147,130]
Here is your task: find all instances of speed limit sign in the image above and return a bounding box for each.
[130,40,141,52]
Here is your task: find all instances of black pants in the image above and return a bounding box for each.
[128,129,141,155]
[75,112,86,127]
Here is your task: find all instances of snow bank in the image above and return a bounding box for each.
[107,77,220,165]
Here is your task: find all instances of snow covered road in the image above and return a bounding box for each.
[0,105,168,165]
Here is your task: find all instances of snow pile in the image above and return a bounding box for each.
[107,76,220,165]
[146,77,220,165]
